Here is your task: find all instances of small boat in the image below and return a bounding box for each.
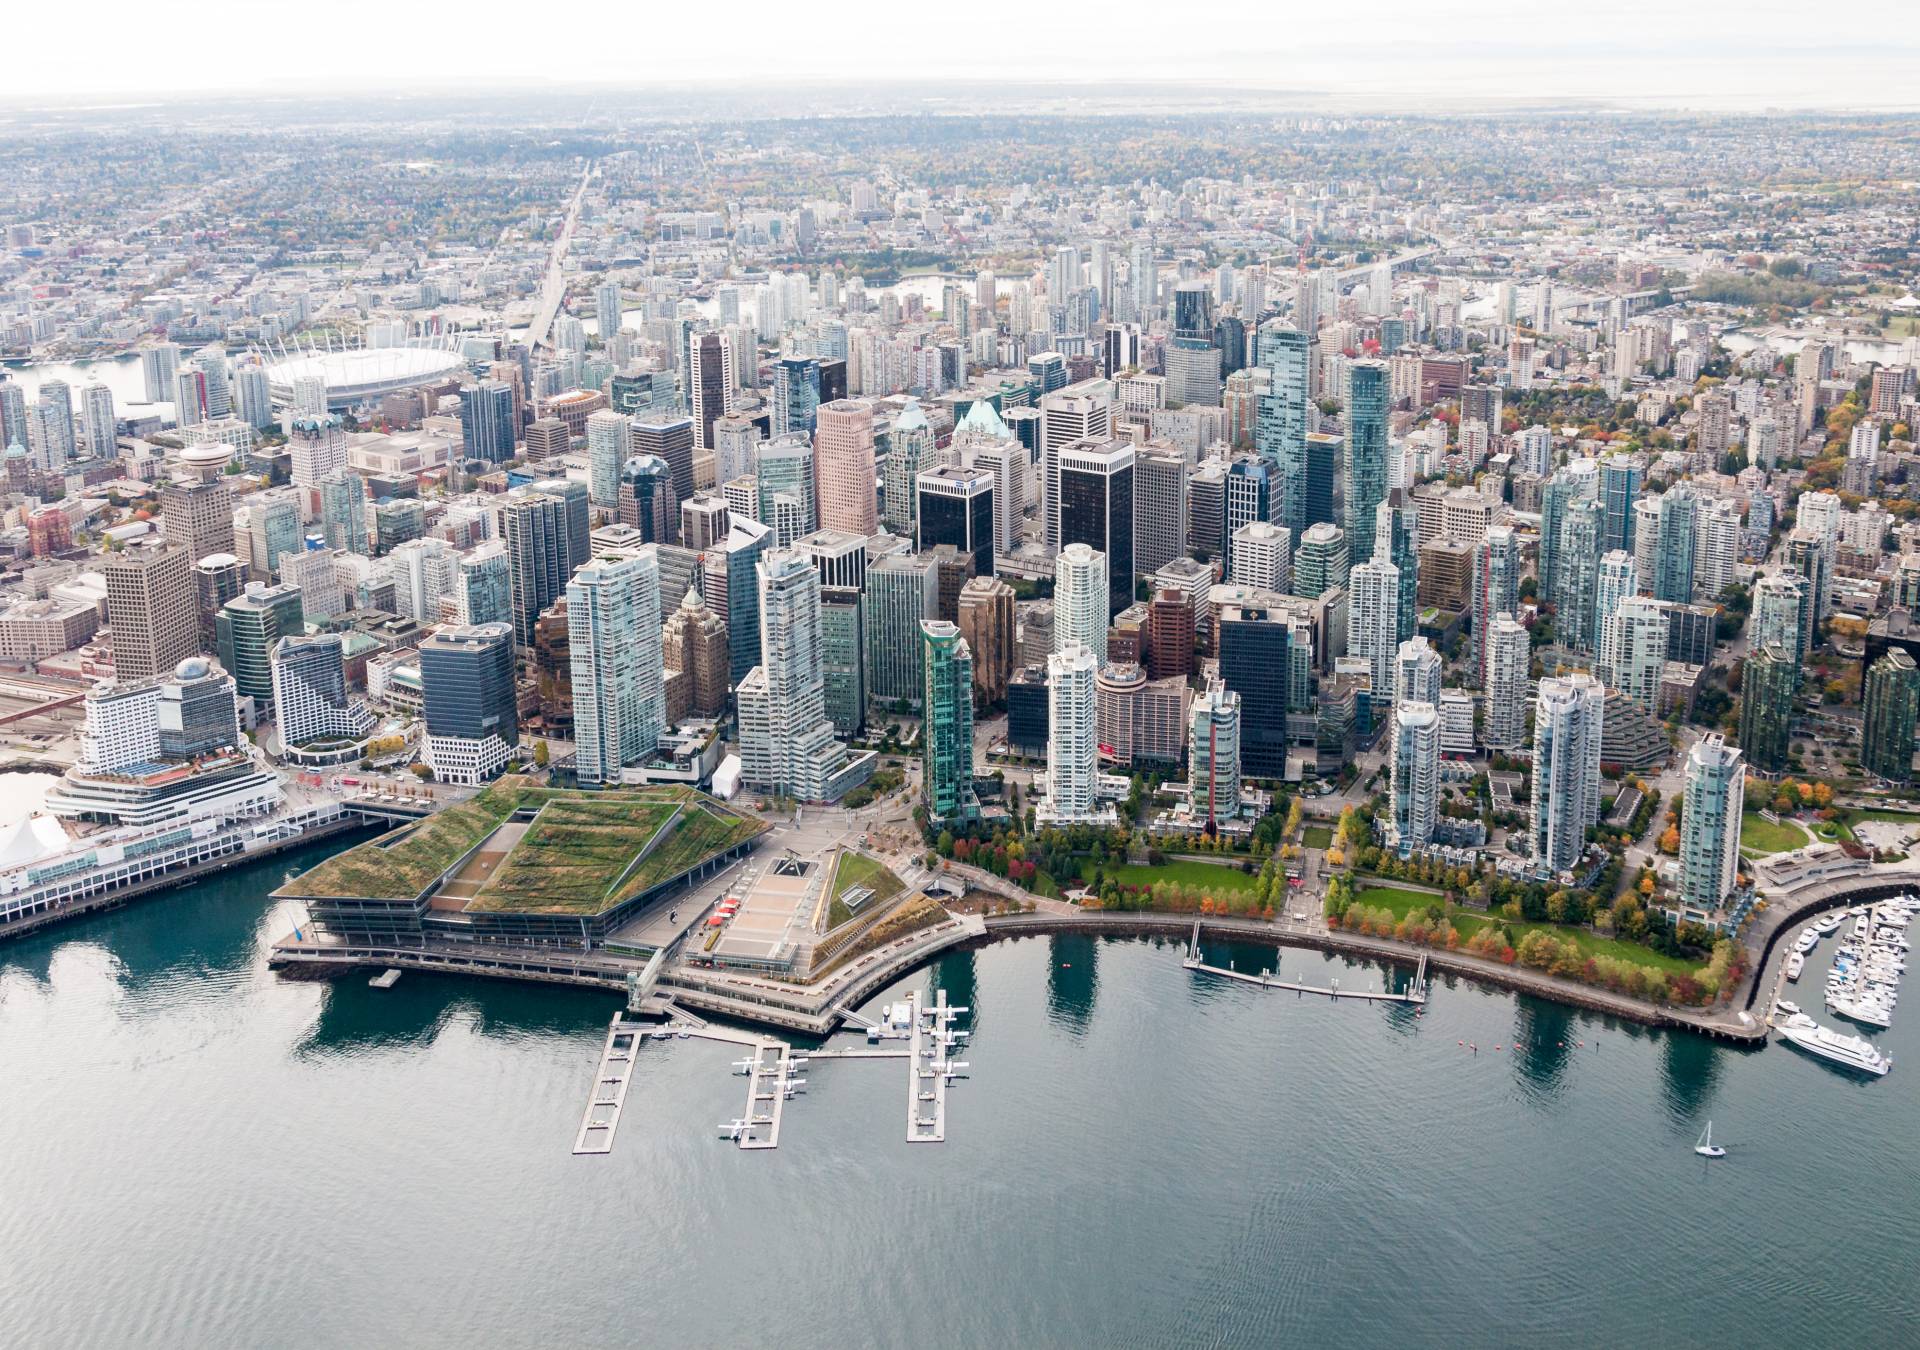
[1786,952,1805,981]
[1695,1122,1726,1158]
[1816,914,1844,935]
[1777,1000,1801,1016]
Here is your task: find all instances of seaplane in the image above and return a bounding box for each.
[941,1061,971,1080]
[788,1056,809,1068]
[731,1058,756,1076]
[784,1077,807,1093]
[717,1119,749,1140]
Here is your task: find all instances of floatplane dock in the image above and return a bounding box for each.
[1182,922,1429,1005]
[572,988,970,1155]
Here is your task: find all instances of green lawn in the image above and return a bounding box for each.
[1350,884,1702,977]
[1303,825,1334,849]
[1740,811,1811,856]
[830,850,904,904]
[1081,857,1260,893]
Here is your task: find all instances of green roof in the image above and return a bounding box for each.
[282,777,764,914]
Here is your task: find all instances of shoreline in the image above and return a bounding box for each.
[11,817,1895,1047]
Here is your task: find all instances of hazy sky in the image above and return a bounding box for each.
[11,0,1920,109]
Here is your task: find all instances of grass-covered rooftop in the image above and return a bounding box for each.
[283,777,764,913]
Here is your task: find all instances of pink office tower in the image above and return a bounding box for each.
[814,398,879,536]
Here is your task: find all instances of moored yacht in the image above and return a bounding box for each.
[1777,1013,1891,1076]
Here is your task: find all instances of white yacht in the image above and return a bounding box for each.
[1777,1013,1892,1076]
[1815,914,1844,936]
[1786,951,1805,981]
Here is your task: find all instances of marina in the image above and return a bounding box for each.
[1766,897,1910,1078]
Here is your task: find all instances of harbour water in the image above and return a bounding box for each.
[3,841,1918,1348]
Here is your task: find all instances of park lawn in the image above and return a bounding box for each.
[1303,825,1334,849]
[1740,811,1811,856]
[1082,857,1260,893]
[1350,882,1703,978]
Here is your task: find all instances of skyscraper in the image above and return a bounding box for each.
[1349,560,1401,710]
[419,624,518,784]
[217,582,305,716]
[1739,643,1798,773]
[957,576,1016,709]
[737,550,869,802]
[81,382,115,457]
[1132,449,1190,577]
[1394,637,1441,709]
[881,399,937,537]
[104,545,198,680]
[319,472,369,556]
[586,409,632,510]
[568,551,665,787]
[814,398,879,536]
[1189,681,1242,824]
[1862,649,1920,785]
[594,281,623,345]
[1391,701,1441,851]
[1539,459,1600,603]
[1483,614,1530,751]
[706,515,774,687]
[756,432,818,547]
[272,634,373,750]
[161,479,235,565]
[1554,498,1605,654]
[1531,672,1605,876]
[1472,525,1520,687]
[1599,452,1644,557]
[500,489,573,648]
[1053,543,1108,661]
[1040,644,1102,823]
[459,380,517,462]
[1607,596,1670,711]
[619,454,679,544]
[1056,440,1135,617]
[687,331,736,451]
[1292,522,1348,600]
[1039,383,1113,550]
[1375,491,1419,645]
[865,551,939,706]
[921,620,977,824]
[662,587,731,721]
[1343,360,1389,563]
[1253,328,1311,528]
[917,466,995,579]
[1679,735,1745,911]
[773,357,823,438]
[1751,571,1810,666]
[1653,484,1698,604]
[1593,550,1638,675]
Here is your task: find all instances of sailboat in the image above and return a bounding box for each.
[1695,1122,1726,1159]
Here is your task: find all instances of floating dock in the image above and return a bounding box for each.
[369,969,402,989]
[731,1040,792,1150]
[573,1017,645,1155]
[1184,922,1428,1005]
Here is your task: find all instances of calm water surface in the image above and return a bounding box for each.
[2,839,1916,1348]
